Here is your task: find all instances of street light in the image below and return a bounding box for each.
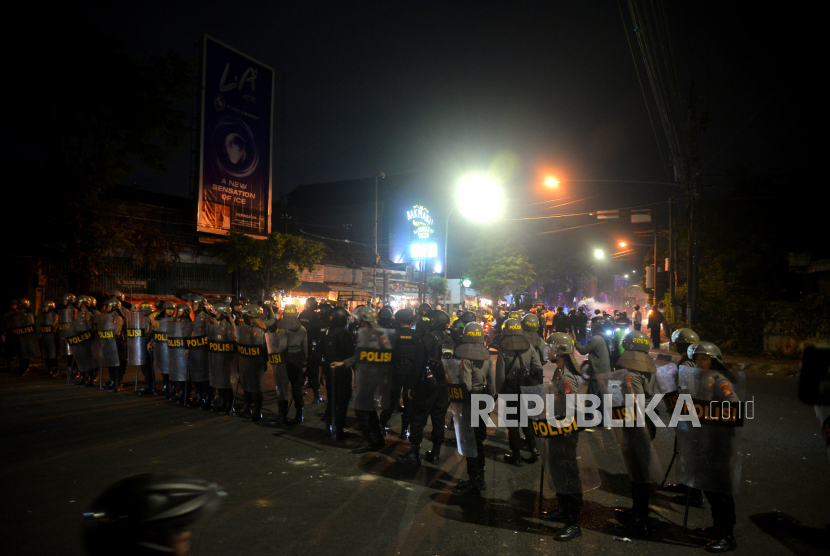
[545,177,559,187]
[594,249,604,259]
[445,174,504,279]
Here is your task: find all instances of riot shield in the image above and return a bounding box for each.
[524,381,602,494]
[96,314,121,368]
[38,313,57,360]
[12,312,40,360]
[675,366,745,494]
[153,320,170,375]
[655,363,679,414]
[126,312,147,366]
[444,358,478,457]
[816,405,830,462]
[596,369,663,484]
[186,321,209,383]
[66,317,96,372]
[351,326,394,411]
[266,331,290,401]
[207,323,235,389]
[167,321,192,382]
[57,307,75,356]
[235,326,265,393]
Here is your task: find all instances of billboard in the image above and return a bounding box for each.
[197,35,274,238]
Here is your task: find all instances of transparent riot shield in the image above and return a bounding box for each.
[444,358,478,457]
[153,320,170,375]
[207,323,235,389]
[12,312,40,360]
[38,313,57,360]
[655,363,679,414]
[676,366,746,494]
[187,313,210,382]
[58,307,75,357]
[816,405,830,462]
[235,325,265,393]
[596,369,663,484]
[351,327,394,411]
[97,314,121,368]
[66,317,96,372]
[167,321,192,382]
[266,331,290,401]
[126,312,146,366]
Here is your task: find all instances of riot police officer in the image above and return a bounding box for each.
[57,294,78,379]
[148,302,175,397]
[522,313,545,363]
[575,317,614,420]
[299,298,324,403]
[1,299,17,370]
[37,300,59,376]
[135,301,158,395]
[277,305,307,424]
[73,295,99,387]
[497,317,543,466]
[320,306,356,439]
[236,304,268,421]
[398,309,455,466]
[12,298,39,376]
[379,307,418,437]
[207,303,237,414]
[188,296,213,409]
[99,298,125,392]
[452,322,495,496]
[413,302,432,337]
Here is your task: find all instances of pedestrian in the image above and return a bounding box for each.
[647,304,670,349]
[575,307,588,346]
[552,306,571,334]
[632,304,643,332]
[543,306,554,339]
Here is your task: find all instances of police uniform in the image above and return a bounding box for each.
[299,307,323,402]
[279,316,308,424]
[379,325,418,434]
[497,340,543,464]
[321,322,355,438]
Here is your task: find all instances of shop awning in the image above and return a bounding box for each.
[286,282,332,296]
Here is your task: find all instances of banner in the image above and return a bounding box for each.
[197,35,273,238]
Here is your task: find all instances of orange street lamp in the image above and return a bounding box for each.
[545,177,559,187]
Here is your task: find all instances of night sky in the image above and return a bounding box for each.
[15,2,818,276]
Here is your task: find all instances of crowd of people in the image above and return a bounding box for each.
[4,292,740,553]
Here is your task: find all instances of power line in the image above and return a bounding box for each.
[539,221,611,235]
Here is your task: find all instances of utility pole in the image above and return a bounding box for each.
[653,206,659,306]
[686,84,701,327]
[668,197,675,321]
[373,172,384,304]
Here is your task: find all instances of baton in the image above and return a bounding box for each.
[661,436,678,488]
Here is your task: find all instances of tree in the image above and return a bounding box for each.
[531,255,593,307]
[7,21,193,291]
[468,238,535,304]
[215,232,324,296]
[426,277,448,305]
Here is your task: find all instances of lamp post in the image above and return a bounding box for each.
[443,205,458,279]
[373,171,385,304]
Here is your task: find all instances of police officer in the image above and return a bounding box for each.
[37,300,59,376]
[687,341,740,553]
[552,306,572,335]
[208,303,237,415]
[148,302,175,397]
[316,302,333,421]
[299,298,324,403]
[522,313,545,364]
[277,305,307,424]
[236,304,268,421]
[320,306,356,439]
[100,298,126,392]
[137,301,159,396]
[413,302,433,337]
[74,295,99,387]
[575,316,614,420]
[82,473,225,556]
[398,309,455,466]
[452,322,495,496]
[13,298,38,376]
[379,307,418,437]
[614,330,659,537]
[188,296,213,409]
[57,294,78,378]
[497,317,543,466]
[1,299,17,370]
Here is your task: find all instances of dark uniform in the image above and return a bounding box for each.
[463,357,495,477]
[497,336,543,465]
[379,325,418,435]
[278,309,308,424]
[321,315,355,439]
[299,306,323,402]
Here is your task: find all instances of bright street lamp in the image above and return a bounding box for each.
[594,249,604,259]
[446,174,505,279]
[545,177,559,187]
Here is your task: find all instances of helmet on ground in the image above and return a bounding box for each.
[351,305,377,324]
[416,303,433,318]
[460,311,477,324]
[377,306,395,327]
[687,341,724,364]
[427,309,450,331]
[282,305,300,318]
[62,293,76,306]
[176,303,191,318]
[330,306,350,328]
[83,473,225,556]
[245,304,263,318]
[622,330,651,354]
[18,298,31,309]
[41,300,56,311]
[107,290,125,301]
[672,328,700,347]
[213,303,232,319]
[394,307,415,324]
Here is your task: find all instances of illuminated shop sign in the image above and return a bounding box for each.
[407,204,434,240]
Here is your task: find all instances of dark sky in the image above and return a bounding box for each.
[24,1,818,277]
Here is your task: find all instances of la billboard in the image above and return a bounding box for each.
[197,35,273,238]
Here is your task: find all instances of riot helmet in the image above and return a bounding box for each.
[460,310,477,324]
[41,300,56,312]
[246,303,264,318]
[416,303,433,318]
[521,313,540,332]
[305,297,318,310]
[213,303,232,320]
[154,300,165,311]
[160,302,176,317]
[76,295,93,309]
[83,473,225,556]
[107,290,125,301]
[139,301,154,313]
[552,341,580,372]
[329,306,350,328]
[317,302,332,322]
[546,332,574,347]
[190,295,207,312]
[61,293,76,306]
[282,304,300,318]
[592,320,615,338]
[175,303,191,319]
[500,317,531,351]
[88,296,97,309]
[672,328,700,350]
[377,306,395,328]
[102,298,119,313]
[394,307,415,325]
[621,330,651,354]
[507,310,521,319]
[687,341,724,365]
[454,322,490,361]
[18,298,31,310]
[427,309,450,331]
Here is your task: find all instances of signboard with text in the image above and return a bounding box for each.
[197,35,273,238]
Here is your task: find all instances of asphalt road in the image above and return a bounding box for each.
[1,363,828,556]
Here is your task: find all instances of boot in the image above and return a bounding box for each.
[399,419,410,438]
[251,393,263,422]
[288,406,304,424]
[554,523,582,541]
[504,450,523,467]
[83,370,97,387]
[351,434,380,454]
[397,444,421,466]
[673,492,706,508]
[424,444,442,463]
[211,390,226,413]
[312,390,323,403]
[184,381,199,408]
[542,496,570,521]
[162,375,171,398]
[705,534,737,553]
[239,392,252,418]
[111,369,124,392]
[269,400,289,426]
[75,372,87,386]
[453,475,485,496]
[200,385,214,410]
[220,389,235,416]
